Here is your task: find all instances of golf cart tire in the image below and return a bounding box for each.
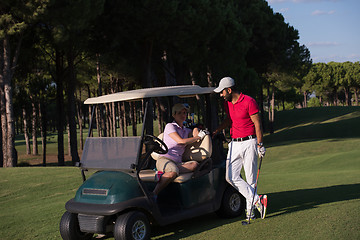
[114,211,150,240]
[216,186,245,218]
[59,211,93,240]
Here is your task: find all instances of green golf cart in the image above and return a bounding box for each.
[59,85,245,240]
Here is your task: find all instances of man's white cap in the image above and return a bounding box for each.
[213,77,235,93]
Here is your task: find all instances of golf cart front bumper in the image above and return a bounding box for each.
[65,197,151,216]
[66,197,152,233]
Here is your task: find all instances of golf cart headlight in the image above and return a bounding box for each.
[82,188,109,196]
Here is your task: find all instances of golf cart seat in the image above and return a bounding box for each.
[139,133,212,183]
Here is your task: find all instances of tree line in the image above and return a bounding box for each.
[303,62,360,107]
[1,0,342,168]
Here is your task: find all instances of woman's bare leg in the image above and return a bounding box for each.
[153,171,177,195]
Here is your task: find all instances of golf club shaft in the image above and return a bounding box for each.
[247,156,263,223]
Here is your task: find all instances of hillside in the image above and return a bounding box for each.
[264,106,360,146]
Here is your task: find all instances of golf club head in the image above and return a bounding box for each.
[241,220,250,225]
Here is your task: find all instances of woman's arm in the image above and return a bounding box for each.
[168,128,201,145]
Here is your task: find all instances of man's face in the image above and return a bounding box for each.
[220,88,232,102]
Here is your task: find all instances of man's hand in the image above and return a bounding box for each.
[257,145,266,158]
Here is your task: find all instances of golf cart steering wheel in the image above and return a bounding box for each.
[144,135,168,154]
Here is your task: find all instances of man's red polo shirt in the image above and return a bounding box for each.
[225,93,259,138]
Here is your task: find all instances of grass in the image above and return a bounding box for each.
[1,106,360,240]
[0,167,82,240]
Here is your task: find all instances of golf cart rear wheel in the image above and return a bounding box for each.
[216,187,245,218]
[114,211,150,240]
[59,211,93,240]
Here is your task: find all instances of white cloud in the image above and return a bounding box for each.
[267,0,287,3]
[312,53,360,63]
[346,54,360,61]
[308,41,339,47]
[312,10,336,15]
[280,7,290,13]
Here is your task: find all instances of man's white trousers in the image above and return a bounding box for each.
[226,138,260,211]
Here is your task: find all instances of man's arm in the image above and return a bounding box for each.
[250,113,263,144]
[212,116,231,136]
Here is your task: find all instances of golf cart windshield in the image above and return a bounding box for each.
[80,137,142,170]
[80,85,215,172]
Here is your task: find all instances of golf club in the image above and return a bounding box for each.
[241,156,263,226]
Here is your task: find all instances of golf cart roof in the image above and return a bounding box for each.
[84,85,215,104]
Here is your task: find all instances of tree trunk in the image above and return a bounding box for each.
[282,95,285,111]
[105,103,111,137]
[270,88,275,134]
[267,85,274,134]
[96,54,106,137]
[39,102,46,166]
[143,41,154,136]
[131,102,137,136]
[123,103,128,136]
[87,86,93,137]
[112,102,117,137]
[30,96,38,155]
[66,50,79,164]
[0,84,8,167]
[117,79,125,136]
[22,108,31,155]
[206,69,219,133]
[67,124,71,157]
[155,99,163,134]
[303,91,307,108]
[345,87,351,106]
[259,80,265,133]
[334,89,338,106]
[5,82,16,166]
[3,35,19,167]
[0,42,2,167]
[55,49,65,166]
[76,92,83,150]
[118,102,124,137]
[96,106,101,137]
[162,51,177,86]
[0,116,2,167]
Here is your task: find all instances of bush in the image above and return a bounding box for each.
[308,97,321,107]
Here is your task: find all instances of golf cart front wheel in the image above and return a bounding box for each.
[216,186,245,218]
[114,211,150,240]
[59,211,93,240]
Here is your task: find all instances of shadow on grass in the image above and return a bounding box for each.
[150,213,244,240]
[17,161,75,167]
[15,133,58,146]
[148,183,360,239]
[264,114,360,148]
[267,183,360,218]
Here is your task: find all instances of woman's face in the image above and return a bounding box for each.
[173,108,187,125]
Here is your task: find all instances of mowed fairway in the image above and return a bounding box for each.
[1,106,359,240]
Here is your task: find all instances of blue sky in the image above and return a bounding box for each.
[266,0,360,63]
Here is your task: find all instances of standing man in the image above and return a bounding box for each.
[213,77,267,220]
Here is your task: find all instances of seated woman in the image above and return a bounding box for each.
[153,103,208,197]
